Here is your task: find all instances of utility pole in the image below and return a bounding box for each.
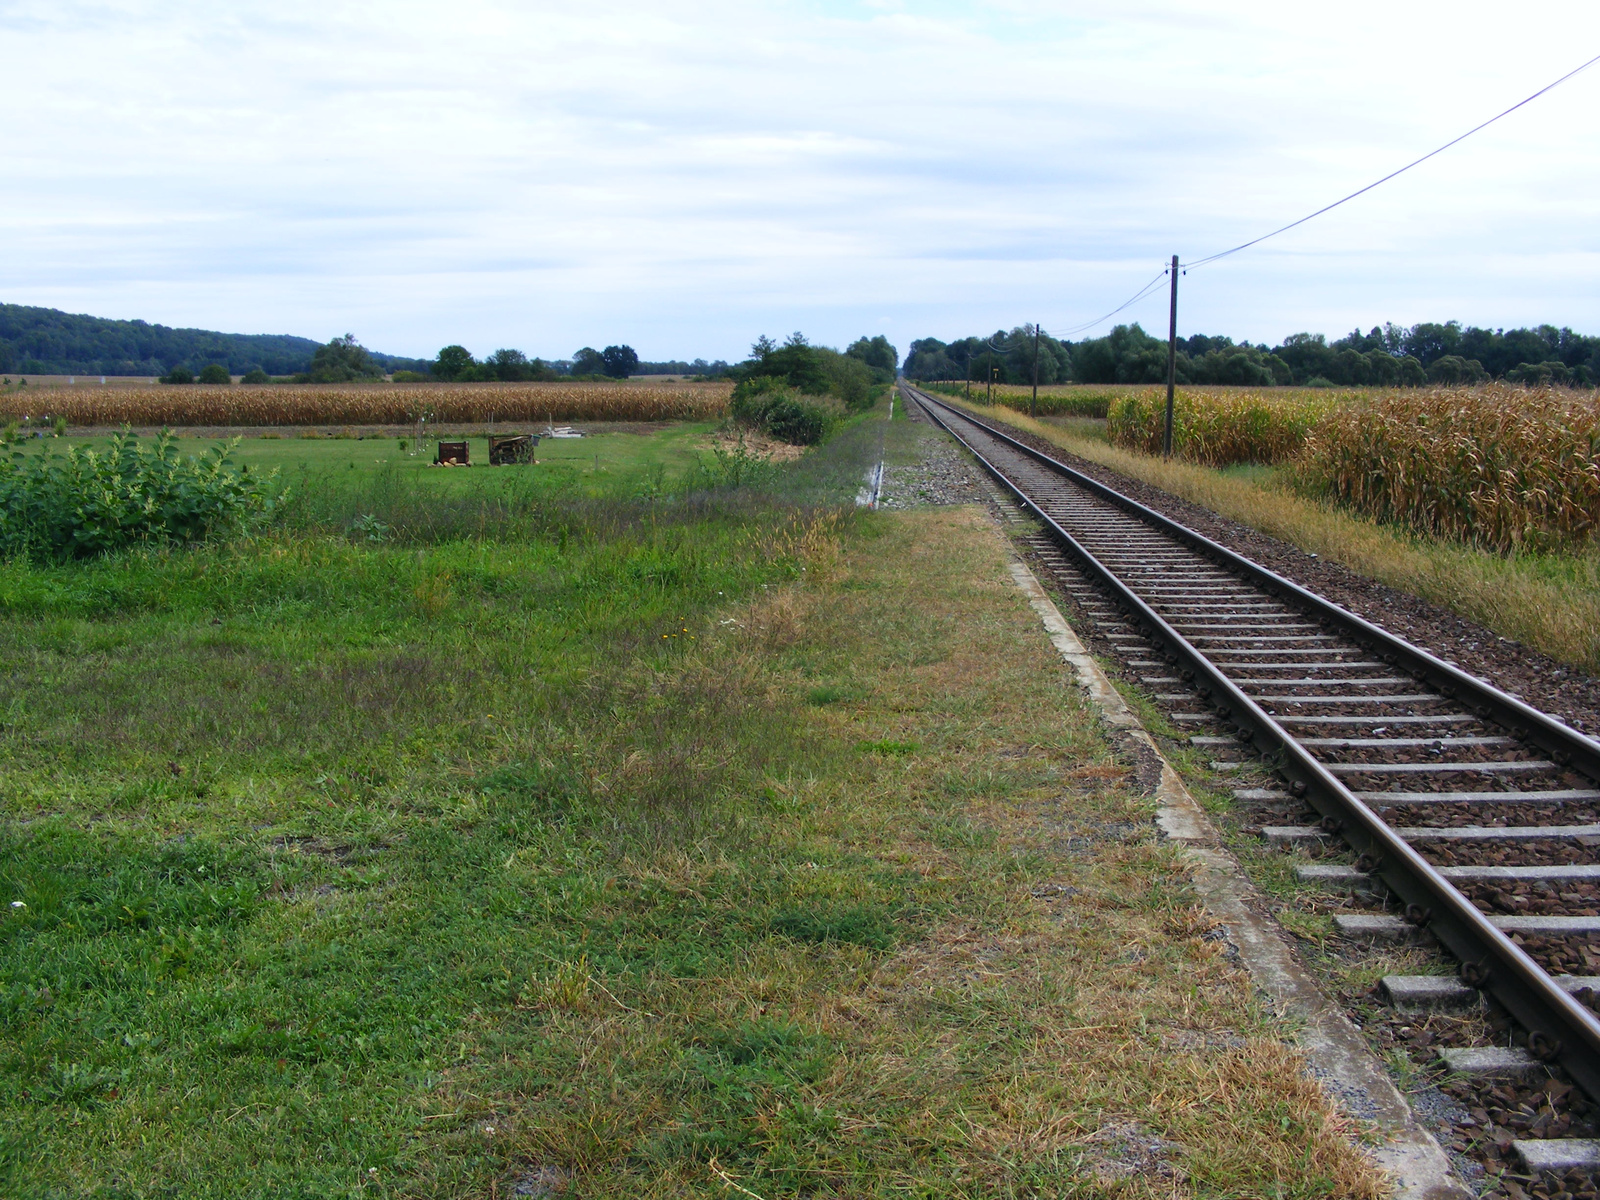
[964,345,971,400]
[1031,322,1040,419]
[1163,255,1179,458]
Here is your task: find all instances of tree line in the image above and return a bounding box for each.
[904,321,1600,388]
[151,337,740,385]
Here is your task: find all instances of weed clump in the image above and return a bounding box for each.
[0,430,280,561]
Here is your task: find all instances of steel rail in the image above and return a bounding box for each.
[902,382,1600,1099]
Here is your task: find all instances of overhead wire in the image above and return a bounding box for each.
[1047,267,1170,339]
[1184,50,1600,271]
[1032,50,1600,341]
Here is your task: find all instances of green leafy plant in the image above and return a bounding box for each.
[348,513,390,543]
[0,429,281,560]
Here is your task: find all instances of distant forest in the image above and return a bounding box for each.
[636,358,733,376]
[904,321,1600,389]
[0,303,731,381]
[0,304,422,377]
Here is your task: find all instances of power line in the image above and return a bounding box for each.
[1047,267,1170,339]
[1030,50,1600,346]
[1185,50,1600,270]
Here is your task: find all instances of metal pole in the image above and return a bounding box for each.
[1031,322,1040,419]
[1163,255,1179,458]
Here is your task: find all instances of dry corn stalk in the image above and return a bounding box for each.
[1301,384,1600,552]
[1107,388,1345,466]
[0,382,731,427]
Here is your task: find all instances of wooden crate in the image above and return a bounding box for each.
[435,440,469,465]
[489,434,538,465]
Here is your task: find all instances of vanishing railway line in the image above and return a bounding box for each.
[901,382,1600,1175]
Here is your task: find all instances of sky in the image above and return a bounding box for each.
[4,0,1599,363]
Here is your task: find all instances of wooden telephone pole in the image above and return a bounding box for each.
[1163,255,1179,457]
[1030,323,1040,419]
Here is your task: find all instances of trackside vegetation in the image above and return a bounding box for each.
[0,406,1382,1197]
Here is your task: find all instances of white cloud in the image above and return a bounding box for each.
[3,0,1598,359]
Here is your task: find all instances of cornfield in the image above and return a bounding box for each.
[1107,388,1346,466]
[1300,385,1600,553]
[0,381,732,427]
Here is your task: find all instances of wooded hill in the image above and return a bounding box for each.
[0,304,428,377]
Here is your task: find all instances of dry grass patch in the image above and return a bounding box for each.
[704,427,809,464]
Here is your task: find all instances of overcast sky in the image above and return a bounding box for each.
[5,0,1599,362]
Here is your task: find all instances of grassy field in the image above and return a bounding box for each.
[21,422,724,488]
[970,403,1600,675]
[0,406,1382,1197]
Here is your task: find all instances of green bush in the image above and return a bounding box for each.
[198,364,232,385]
[240,367,270,384]
[391,370,428,382]
[161,365,194,385]
[729,377,839,445]
[0,430,280,561]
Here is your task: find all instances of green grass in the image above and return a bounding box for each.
[0,404,1384,1198]
[17,422,721,494]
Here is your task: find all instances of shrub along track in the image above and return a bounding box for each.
[903,382,1600,1196]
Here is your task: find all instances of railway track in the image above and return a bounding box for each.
[902,383,1600,1176]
